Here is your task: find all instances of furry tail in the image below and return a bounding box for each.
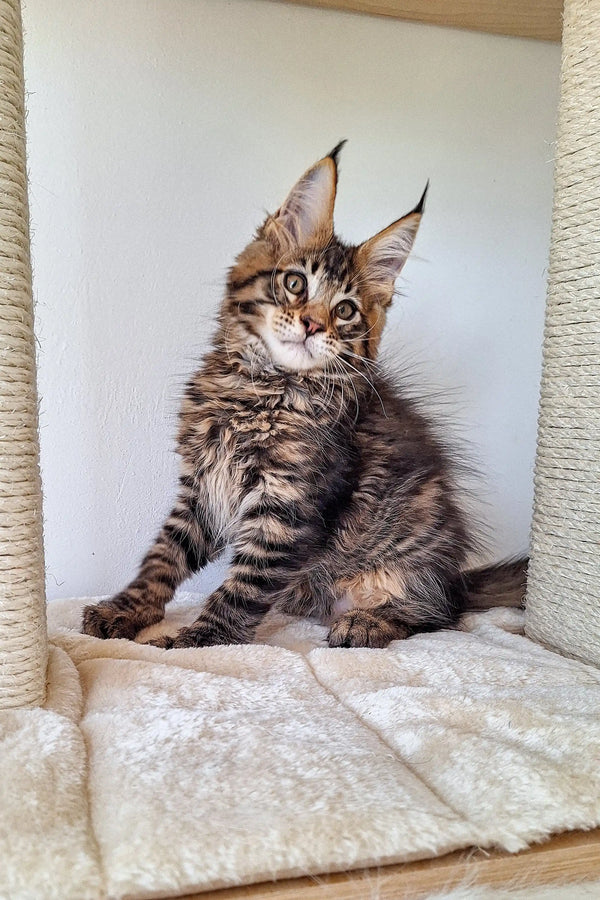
[462,558,528,610]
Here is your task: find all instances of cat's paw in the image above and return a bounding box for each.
[82,595,163,640]
[327,610,409,648]
[146,634,175,649]
[146,617,250,649]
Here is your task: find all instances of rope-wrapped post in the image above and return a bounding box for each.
[526,0,600,666]
[0,0,47,707]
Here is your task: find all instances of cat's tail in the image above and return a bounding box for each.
[461,557,528,610]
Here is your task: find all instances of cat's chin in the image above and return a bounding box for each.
[260,334,326,373]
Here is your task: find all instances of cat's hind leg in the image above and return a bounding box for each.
[327,566,464,648]
[328,606,410,648]
[328,569,411,648]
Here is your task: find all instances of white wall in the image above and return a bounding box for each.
[22,0,561,601]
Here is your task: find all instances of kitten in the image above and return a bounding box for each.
[82,143,526,649]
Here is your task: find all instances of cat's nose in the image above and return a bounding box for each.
[301,315,325,336]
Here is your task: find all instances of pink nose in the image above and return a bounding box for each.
[301,315,325,336]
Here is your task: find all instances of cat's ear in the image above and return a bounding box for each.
[262,142,345,251]
[356,183,428,296]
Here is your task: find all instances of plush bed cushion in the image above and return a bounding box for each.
[1,594,599,900]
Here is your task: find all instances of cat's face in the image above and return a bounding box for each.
[222,144,425,374]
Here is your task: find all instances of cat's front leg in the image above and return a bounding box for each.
[150,494,311,648]
[82,487,220,640]
[148,580,262,648]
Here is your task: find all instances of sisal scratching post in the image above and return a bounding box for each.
[526,0,600,666]
[0,0,47,707]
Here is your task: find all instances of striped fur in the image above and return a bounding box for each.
[82,147,526,649]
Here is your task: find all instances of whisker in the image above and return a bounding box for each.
[334,346,379,371]
[338,354,388,417]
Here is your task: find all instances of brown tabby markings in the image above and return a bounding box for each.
[82,144,526,649]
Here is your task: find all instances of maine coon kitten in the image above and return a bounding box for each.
[82,143,526,649]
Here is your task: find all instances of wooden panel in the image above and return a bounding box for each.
[179,828,600,899]
[272,0,563,41]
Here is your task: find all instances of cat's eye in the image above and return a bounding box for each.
[335,300,357,321]
[284,272,306,296]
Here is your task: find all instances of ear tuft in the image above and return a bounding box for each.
[327,140,347,167]
[412,180,429,215]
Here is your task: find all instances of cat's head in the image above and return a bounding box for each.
[221,143,426,374]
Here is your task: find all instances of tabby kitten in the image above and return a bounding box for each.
[82,143,526,649]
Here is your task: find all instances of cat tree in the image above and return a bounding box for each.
[1,0,597,706]
[0,0,598,896]
[525,0,600,667]
[0,0,46,709]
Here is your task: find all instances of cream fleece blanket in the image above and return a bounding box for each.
[1,595,600,900]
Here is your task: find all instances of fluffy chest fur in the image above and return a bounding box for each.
[176,359,349,546]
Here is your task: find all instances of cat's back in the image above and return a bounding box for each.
[356,372,458,492]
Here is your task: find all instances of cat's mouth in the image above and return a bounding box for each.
[259,331,327,372]
[281,336,315,358]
